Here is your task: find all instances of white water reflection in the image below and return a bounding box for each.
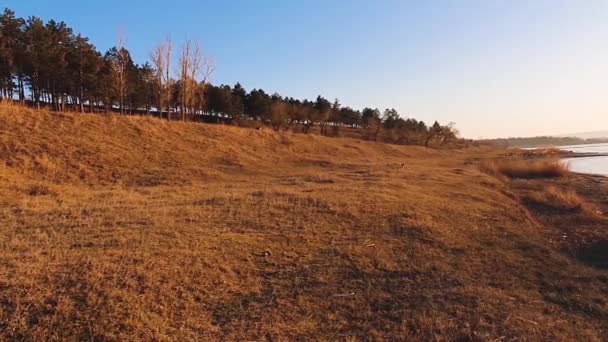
[560,143,608,176]
[563,156,608,176]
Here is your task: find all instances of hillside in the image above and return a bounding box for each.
[1,104,607,340]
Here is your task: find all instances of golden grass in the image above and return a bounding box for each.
[526,186,592,213]
[0,104,607,340]
[521,147,563,156]
[481,159,569,179]
[536,147,562,156]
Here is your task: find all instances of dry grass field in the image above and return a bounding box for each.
[1,104,607,340]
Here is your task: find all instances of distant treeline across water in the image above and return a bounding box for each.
[483,136,608,148]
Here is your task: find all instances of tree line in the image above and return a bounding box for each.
[0,8,459,147]
[483,136,608,148]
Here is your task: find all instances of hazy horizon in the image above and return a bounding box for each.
[5,0,608,138]
[496,130,608,140]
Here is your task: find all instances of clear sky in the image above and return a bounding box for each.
[5,0,608,138]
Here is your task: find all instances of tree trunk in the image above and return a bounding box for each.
[425,134,432,148]
[79,85,84,113]
[18,76,25,103]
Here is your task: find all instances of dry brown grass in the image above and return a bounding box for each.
[526,186,593,214]
[536,147,562,156]
[0,104,607,340]
[481,159,569,179]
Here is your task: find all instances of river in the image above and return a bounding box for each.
[560,143,608,176]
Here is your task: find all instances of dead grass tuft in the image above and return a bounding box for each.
[27,183,55,196]
[278,133,292,145]
[302,174,335,184]
[481,159,569,179]
[536,147,562,156]
[521,147,563,157]
[526,186,595,214]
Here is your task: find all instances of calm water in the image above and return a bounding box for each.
[560,143,608,176]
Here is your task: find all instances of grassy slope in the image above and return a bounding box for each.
[0,105,607,340]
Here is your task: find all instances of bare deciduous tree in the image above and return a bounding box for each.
[179,38,214,120]
[110,30,128,114]
[150,37,172,119]
[178,39,190,120]
[198,51,214,116]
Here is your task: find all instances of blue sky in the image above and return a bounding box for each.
[5,0,608,138]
